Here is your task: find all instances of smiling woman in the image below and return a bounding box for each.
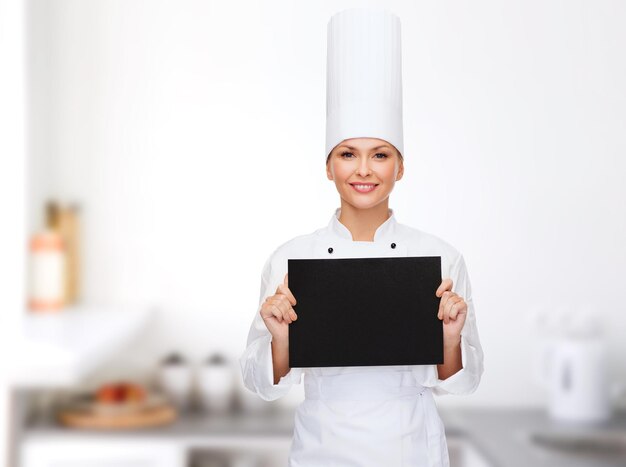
[240,7,484,467]
[326,137,404,241]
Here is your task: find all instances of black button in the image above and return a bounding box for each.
[391,243,396,249]
[328,247,334,254]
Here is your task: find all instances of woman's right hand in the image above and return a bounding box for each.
[260,273,298,343]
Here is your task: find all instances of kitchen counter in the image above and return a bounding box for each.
[21,408,295,467]
[25,408,295,444]
[439,407,626,467]
[22,405,626,467]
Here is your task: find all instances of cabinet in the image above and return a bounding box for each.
[22,439,185,467]
[20,409,294,467]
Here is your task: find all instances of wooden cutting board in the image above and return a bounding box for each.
[57,402,177,430]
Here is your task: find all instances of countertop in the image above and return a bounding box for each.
[23,406,626,466]
[439,407,626,467]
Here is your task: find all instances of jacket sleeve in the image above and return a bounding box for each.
[239,254,303,401]
[432,253,484,396]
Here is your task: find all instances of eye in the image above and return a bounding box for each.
[374,153,388,159]
[341,151,355,159]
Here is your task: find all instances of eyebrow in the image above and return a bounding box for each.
[339,145,391,151]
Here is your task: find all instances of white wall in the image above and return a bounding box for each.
[26,0,626,408]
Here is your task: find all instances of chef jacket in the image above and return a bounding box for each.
[240,207,484,466]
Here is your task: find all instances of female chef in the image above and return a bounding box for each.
[240,7,484,467]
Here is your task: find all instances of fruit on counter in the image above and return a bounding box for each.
[95,381,147,404]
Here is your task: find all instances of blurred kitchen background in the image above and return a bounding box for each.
[1,0,625,466]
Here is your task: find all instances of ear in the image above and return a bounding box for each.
[396,159,404,181]
[326,159,334,180]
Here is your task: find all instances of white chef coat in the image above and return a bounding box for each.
[240,208,484,467]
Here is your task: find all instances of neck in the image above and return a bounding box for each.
[338,199,391,242]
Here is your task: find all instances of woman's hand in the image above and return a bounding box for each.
[260,273,298,344]
[436,278,467,345]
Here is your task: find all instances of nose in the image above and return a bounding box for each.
[356,156,372,177]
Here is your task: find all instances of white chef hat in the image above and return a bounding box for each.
[325,7,404,159]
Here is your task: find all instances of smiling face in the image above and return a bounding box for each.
[326,137,404,211]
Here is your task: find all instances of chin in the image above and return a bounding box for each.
[343,195,388,211]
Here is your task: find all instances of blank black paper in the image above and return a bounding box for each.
[288,256,442,368]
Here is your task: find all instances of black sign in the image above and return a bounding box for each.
[287,256,443,368]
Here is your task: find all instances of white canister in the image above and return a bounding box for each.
[158,354,193,411]
[198,354,236,414]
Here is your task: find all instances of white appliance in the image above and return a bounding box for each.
[539,336,610,422]
[533,309,622,422]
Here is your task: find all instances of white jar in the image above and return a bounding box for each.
[158,354,193,411]
[198,354,235,414]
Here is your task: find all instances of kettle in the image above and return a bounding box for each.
[533,309,622,422]
[539,336,611,422]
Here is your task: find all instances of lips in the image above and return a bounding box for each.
[350,183,379,193]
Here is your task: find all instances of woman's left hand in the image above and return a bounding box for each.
[436,279,467,345]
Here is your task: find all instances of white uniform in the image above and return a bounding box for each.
[240,208,484,467]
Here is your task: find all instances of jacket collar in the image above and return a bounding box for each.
[328,207,398,242]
